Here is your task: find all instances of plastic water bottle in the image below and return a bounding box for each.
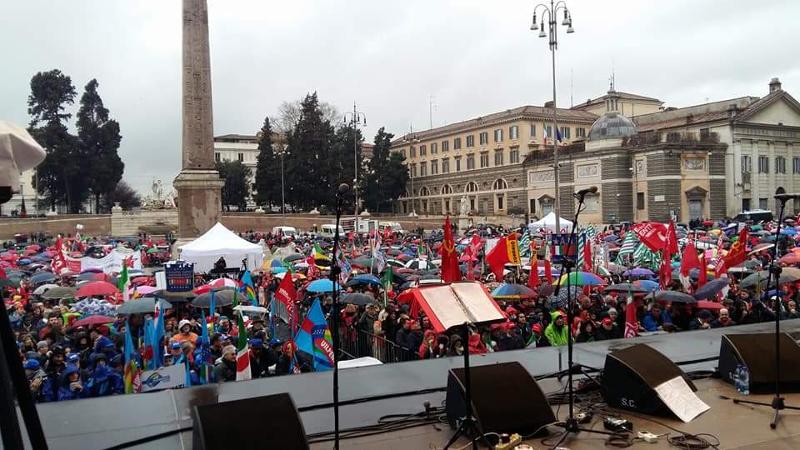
[733,364,743,393]
[740,364,750,395]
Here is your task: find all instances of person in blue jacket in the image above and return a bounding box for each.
[85,352,123,397]
[57,364,86,401]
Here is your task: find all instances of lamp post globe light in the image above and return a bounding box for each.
[343,102,367,231]
[531,0,574,232]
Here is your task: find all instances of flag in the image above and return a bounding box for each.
[382,268,393,304]
[118,258,131,302]
[51,236,68,275]
[717,228,748,277]
[294,299,335,371]
[235,312,251,381]
[440,216,461,283]
[152,299,165,369]
[659,250,672,289]
[698,253,708,288]
[624,296,638,338]
[518,229,532,258]
[528,248,540,289]
[142,317,155,370]
[615,231,638,263]
[543,126,548,145]
[633,243,661,271]
[543,243,553,284]
[274,273,298,331]
[631,222,669,252]
[197,310,210,384]
[240,270,257,305]
[556,128,563,142]
[679,242,702,291]
[486,236,510,280]
[667,221,679,255]
[336,250,351,286]
[123,320,140,394]
[313,243,331,264]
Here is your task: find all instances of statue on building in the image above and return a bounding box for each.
[142,179,177,210]
[459,195,469,217]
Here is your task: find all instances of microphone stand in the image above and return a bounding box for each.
[328,184,348,450]
[550,190,615,445]
[730,190,800,428]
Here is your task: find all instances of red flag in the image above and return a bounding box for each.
[582,237,592,272]
[667,221,679,255]
[275,274,298,332]
[717,228,748,277]
[631,222,668,252]
[486,236,510,280]
[51,236,67,275]
[440,216,461,283]
[528,249,540,289]
[305,256,320,280]
[624,298,638,338]
[698,253,708,288]
[679,242,701,291]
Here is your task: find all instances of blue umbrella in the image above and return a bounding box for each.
[30,272,56,285]
[632,279,659,292]
[307,279,343,293]
[624,268,654,277]
[346,274,381,287]
[18,258,32,266]
[780,228,797,236]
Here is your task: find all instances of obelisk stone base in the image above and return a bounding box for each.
[173,169,224,239]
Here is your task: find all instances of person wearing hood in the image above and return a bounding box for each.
[526,323,549,348]
[57,364,86,401]
[25,359,54,402]
[172,319,198,345]
[93,335,118,361]
[85,352,122,397]
[467,330,488,354]
[544,311,570,346]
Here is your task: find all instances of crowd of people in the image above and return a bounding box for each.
[5,215,800,403]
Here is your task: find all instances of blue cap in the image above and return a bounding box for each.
[269,337,282,346]
[66,353,80,363]
[24,359,40,370]
[249,338,263,348]
[171,342,181,349]
[63,364,79,377]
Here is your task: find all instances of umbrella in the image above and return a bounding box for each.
[654,290,696,304]
[307,279,343,293]
[41,286,77,300]
[605,263,627,274]
[351,256,375,267]
[77,272,108,282]
[491,283,537,300]
[537,284,555,297]
[193,289,237,308]
[76,281,119,298]
[695,300,723,311]
[207,278,240,289]
[779,253,800,265]
[233,305,268,315]
[693,278,730,300]
[30,272,56,285]
[71,315,116,328]
[550,286,580,309]
[283,254,305,263]
[632,279,659,292]
[132,285,159,296]
[116,297,172,315]
[552,271,605,286]
[605,283,648,294]
[32,283,59,296]
[623,268,655,277]
[741,268,800,289]
[341,292,376,306]
[749,243,775,255]
[346,274,382,287]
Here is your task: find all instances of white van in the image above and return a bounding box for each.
[272,226,298,239]
[319,224,345,239]
[379,221,403,235]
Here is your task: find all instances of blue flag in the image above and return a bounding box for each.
[143,317,155,370]
[240,270,257,305]
[294,299,335,371]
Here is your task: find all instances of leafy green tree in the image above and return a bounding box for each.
[102,180,141,210]
[27,69,88,213]
[253,117,280,207]
[330,125,363,212]
[360,128,408,212]
[216,160,251,211]
[77,79,124,213]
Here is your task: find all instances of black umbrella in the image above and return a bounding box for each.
[693,278,729,300]
[192,289,237,308]
[341,292,376,306]
[654,290,696,304]
[605,283,648,294]
[116,297,173,315]
[283,254,305,263]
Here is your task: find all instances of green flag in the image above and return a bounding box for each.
[118,258,130,301]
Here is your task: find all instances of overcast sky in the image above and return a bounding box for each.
[2,0,799,194]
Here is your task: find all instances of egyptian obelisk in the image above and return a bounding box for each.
[173,0,224,239]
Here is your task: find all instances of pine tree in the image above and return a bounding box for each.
[361,128,408,212]
[77,79,123,213]
[254,117,279,208]
[216,160,251,211]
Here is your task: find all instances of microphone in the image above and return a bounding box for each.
[575,186,598,200]
[338,183,350,195]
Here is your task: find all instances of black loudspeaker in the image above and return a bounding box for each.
[719,333,800,394]
[191,393,309,450]
[603,344,696,417]
[445,362,555,435]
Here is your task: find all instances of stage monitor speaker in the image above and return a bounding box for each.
[719,332,800,394]
[603,344,696,417]
[191,393,309,450]
[446,361,555,435]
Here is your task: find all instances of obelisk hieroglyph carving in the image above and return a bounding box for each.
[173,0,224,239]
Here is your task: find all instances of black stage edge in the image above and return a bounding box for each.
[11,320,800,450]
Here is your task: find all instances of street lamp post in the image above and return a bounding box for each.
[402,133,420,216]
[531,0,574,232]
[344,103,366,230]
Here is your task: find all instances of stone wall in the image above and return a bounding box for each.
[647,179,681,221]
[646,153,681,176]
[0,215,111,239]
[601,154,632,180]
[709,179,727,219]
[601,182,633,223]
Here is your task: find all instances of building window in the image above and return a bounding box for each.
[410,146,417,158]
[454,137,462,150]
[509,125,519,140]
[494,150,504,166]
[584,193,599,212]
[794,157,800,174]
[530,124,536,137]
[465,135,474,147]
[431,159,438,175]
[758,156,769,173]
[455,156,462,172]
[467,154,475,170]
[442,158,450,173]
[442,140,449,152]
[419,145,427,156]
[400,149,406,158]
[776,156,786,174]
[442,184,453,195]
[420,162,427,177]
[410,164,417,177]
[238,152,244,162]
[509,148,519,164]
[559,127,571,139]
[479,132,489,145]
[637,192,645,210]
[466,182,479,193]
[741,155,752,173]
[215,152,221,162]
[700,128,710,140]
[576,127,586,138]
[493,129,504,142]
[742,198,751,211]
[759,198,768,210]
[492,179,507,190]
[480,152,489,168]
[431,143,438,154]
[545,125,553,140]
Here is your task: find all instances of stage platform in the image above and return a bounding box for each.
[13,319,800,449]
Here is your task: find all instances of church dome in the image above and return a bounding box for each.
[588,111,637,141]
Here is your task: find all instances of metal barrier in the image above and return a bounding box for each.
[338,325,416,363]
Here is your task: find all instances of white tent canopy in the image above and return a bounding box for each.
[178,222,264,273]
[528,212,573,233]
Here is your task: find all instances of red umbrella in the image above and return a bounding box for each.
[71,315,116,328]
[779,253,800,266]
[695,300,723,311]
[76,281,119,297]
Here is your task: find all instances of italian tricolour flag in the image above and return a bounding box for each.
[236,311,251,381]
